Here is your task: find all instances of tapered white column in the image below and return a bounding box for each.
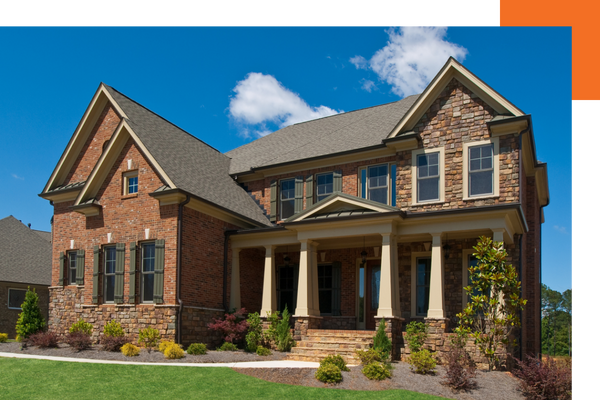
[230,248,241,311]
[295,240,319,316]
[260,245,277,317]
[427,233,445,318]
[377,233,398,317]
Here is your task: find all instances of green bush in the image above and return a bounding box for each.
[256,345,271,356]
[69,319,93,335]
[321,354,350,372]
[15,288,45,340]
[408,349,437,375]
[0,333,8,343]
[138,327,160,349]
[276,306,295,352]
[263,311,280,347]
[159,340,177,353]
[406,321,428,353]
[362,362,392,380]
[355,348,384,365]
[187,343,207,355]
[121,343,140,357]
[103,320,125,337]
[245,312,263,353]
[164,343,185,359]
[315,364,342,384]
[372,319,392,360]
[217,342,238,351]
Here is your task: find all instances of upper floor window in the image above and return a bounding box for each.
[469,144,493,197]
[316,173,334,203]
[104,246,116,303]
[123,171,138,195]
[141,242,156,303]
[280,178,296,219]
[417,152,440,202]
[68,251,77,285]
[359,164,397,206]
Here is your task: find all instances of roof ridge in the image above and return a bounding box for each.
[104,84,224,156]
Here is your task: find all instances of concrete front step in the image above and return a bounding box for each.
[295,341,372,350]
[291,347,361,357]
[287,353,359,365]
[288,329,376,363]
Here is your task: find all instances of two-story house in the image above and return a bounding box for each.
[39,57,548,361]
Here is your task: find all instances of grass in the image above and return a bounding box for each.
[0,357,448,399]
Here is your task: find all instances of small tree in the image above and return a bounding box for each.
[15,288,45,340]
[276,306,294,352]
[372,319,392,360]
[456,236,527,371]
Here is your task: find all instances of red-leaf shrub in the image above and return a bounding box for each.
[442,334,477,391]
[513,355,571,400]
[100,335,130,352]
[208,308,248,344]
[28,331,59,348]
[66,331,92,351]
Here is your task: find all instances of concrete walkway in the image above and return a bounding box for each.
[0,352,319,368]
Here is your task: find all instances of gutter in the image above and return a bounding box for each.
[176,194,191,344]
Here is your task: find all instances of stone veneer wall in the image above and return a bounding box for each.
[180,306,225,348]
[320,316,356,330]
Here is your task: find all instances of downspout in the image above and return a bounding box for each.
[223,230,234,311]
[176,194,191,345]
[519,233,523,361]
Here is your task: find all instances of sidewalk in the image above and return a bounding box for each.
[0,351,319,368]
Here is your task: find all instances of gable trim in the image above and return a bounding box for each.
[388,57,525,139]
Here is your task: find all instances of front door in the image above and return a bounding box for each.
[365,260,381,330]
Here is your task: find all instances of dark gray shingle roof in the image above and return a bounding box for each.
[0,216,52,285]
[225,95,420,175]
[103,86,271,226]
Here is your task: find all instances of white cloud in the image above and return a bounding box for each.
[352,27,467,97]
[361,79,376,93]
[349,55,368,70]
[11,173,24,180]
[554,225,569,234]
[229,73,342,137]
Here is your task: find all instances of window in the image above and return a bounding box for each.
[104,246,116,303]
[359,163,397,206]
[462,250,488,309]
[123,171,138,195]
[469,144,493,196]
[278,265,296,313]
[417,152,440,202]
[68,251,77,285]
[318,264,333,314]
[416,258,431,316]
[141,242,155,303]
[8,288,27,309]
[316,173,333,203]
[279,178,295,219]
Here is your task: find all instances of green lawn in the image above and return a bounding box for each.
[0,358,447,399]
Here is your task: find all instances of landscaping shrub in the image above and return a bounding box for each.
[0,333,9,343]
[66,331,92,351]
[245,312,263,353]
[405,321,428,353]
[164,343,185,359]
[256,345,271,356]
[276,306,295,352]
[69,319,93,335]
[208,308,248,345]
[187,343,207,355]
[28,331,59,348]
[362,362,392,380]
[408,349,437,375]
[355,348,384,365]
[321,354,350,372]
[315,364,342,384]
[372,319,392,360]
[513,355,572,400]
[263,311,280,348]
[100,335,130,352]
[15,288,45,340]
[103,320,125,337]
[442,333,477,391]
[138,327,160,350]
[217,342,238,351]
[121,343,140,357]
[159,340,177,354]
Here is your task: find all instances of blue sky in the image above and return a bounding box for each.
[0,27,572,292]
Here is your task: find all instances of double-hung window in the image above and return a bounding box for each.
[359,164,396,206]
[279,178,295,219]
[104,246,116,303]
[417,152,440,202]
[316,173,333,203]
[141,242,156,303]
[68,251,77,285]
[468,144,493,197]
[123,171,138,195]
[8,288,27,310]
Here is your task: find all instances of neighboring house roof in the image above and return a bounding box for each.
[0,216,52,285]
[32,230,52,242]
[99,86,272,226]
[225,95,420,175]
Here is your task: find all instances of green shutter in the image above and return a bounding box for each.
[270,180,278,222]
[59,251,65,285]
[76,249,85,285]
[128,242,137,304]
[333,170,342,193]
[92,246,99,304]
[154,239,165,304]
[332,261,342,316]
[114,243,125,304]
[305,175,314,208]
[294,176,303,214]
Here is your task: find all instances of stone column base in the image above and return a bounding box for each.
[374,316,404,360]
[293,316,322,341]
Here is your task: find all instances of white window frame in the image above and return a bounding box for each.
[411,147,445,205]
[315,172,334,203]
[410,251,432,318]
[140,241,156,304]
[358,162,395,206]
[462,137,500,200]
[7,288,27,310]
[123,170,138,195]
[279,178,295,220]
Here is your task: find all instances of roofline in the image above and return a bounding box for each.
[228,225,287,236]
[0,280,51,287]
[282,209,405,227]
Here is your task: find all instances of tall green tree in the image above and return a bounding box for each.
[542,284,571,356]
[15,287,46,340]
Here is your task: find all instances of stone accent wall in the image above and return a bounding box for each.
[293,316,322,341]
[180,306,224,348]
[320,316,356,330]
[374,316,404,360]
[0,283,49,338]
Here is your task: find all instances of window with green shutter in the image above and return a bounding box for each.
[141,242,156,303]
[92,246,99,304]
[128,242,137,304]
[114,243,125,304]
[153,239,165,304]
[76,249,85,285]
